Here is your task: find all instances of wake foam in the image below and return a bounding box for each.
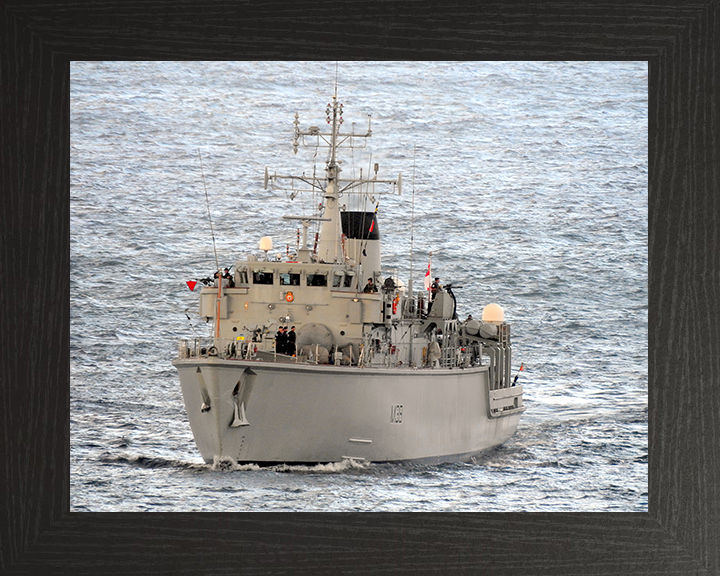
[99,452,205,470]
[101,452,370,474]
[209,455,369,473]
[270,459,370,474]
[210,455,260,472]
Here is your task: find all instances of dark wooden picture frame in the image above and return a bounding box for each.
[2,2,717,574]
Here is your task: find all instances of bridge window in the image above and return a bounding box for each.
[306,273,327,287]
[253,271,274,285]
[280,272,300,286]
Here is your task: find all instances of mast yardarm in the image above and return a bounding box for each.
[266,94,401,265]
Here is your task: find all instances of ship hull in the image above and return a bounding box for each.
[173,358,524,465]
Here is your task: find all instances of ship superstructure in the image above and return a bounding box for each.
[173,89,525,465]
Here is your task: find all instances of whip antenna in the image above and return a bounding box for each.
[334,61,339,97]
[198,148,221,274]
[408,144,416,294]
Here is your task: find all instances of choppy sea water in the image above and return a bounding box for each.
[70,61,647,512]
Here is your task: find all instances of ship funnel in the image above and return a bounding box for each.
[340,211,381,279]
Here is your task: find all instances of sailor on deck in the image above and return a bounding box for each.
[275,326,288,355]
[430,277,442,300]
[223,268,235,288]
[363,278,378,293]
[287,326,297,357]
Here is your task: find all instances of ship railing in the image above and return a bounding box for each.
[482,340,513,391]
[402,291,430,320]
[178,338,251,360]
[440,319,459,367]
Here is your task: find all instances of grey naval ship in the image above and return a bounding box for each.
[173,89,525,466]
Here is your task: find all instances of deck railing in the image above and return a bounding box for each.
[178,338,251,360]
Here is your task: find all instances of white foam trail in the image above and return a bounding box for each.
[209,455,369,473]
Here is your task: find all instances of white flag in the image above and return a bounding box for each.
[423,253,432,291]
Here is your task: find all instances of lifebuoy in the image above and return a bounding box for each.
[285,291,294,302]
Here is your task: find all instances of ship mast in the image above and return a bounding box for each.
[264,83,401,265]
[315,91,343,264]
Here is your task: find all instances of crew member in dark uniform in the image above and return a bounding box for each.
[275,326,287,355]
[287,326,297,357]
[223,268,235,288]
[430,277,441,301]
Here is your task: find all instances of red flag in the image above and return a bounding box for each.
[186,280,197,291]
[369,219,375,233]
[512,362,524,386]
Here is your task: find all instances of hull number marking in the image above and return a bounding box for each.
[390,404,403,424]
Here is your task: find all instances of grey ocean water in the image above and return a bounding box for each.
[70,61,647,512]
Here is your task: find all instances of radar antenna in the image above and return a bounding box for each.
[263,86,401,264]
